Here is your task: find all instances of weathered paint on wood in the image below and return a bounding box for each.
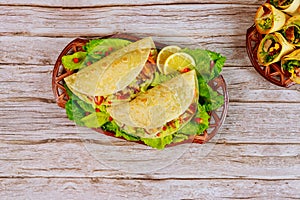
[1,0,299,199]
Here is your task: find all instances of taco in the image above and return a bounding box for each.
[257,32,295,66]
[255,3,287,34]
[281,49,300,83]
[64,37,156,106]
[106,70,198,139]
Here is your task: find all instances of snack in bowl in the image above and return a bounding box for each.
[257,32,295,65]
[282,15,300,46]
[281,49,300,83]
[246,0,300,87]
[255,3,287,34]
[53,35,228,149]
[270,0,300,15]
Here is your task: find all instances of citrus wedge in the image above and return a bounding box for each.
[164,52,195,74]
[157,45,181,73]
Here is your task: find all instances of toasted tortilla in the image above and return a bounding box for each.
[255,3,287,34]
[107,70,199,138]
[283,15,300,46]
[257,32,295,66]
[281,49,300,83]
[64,37,155,98]
[279,0,300,15]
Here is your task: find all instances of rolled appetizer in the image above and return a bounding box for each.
[64,37,157,106]
[282,15,300,46]
[270,0,300,15]
[255,3,287,34]
[281,49,300,83]
[257,32,295,66]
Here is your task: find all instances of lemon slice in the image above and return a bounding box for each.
[164,52,195,74]
[157,45,181,73]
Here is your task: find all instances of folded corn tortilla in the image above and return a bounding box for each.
[107,70,199,138]
[64,37,156,105]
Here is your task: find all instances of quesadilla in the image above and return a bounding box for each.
[106,70,199,138]
[64,37,156,106]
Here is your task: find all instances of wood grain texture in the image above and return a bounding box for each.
[0,0,265,7]
[0,178,299,200]
[1,0,300,199]
[0,4,256,39]
[0,36,249,67]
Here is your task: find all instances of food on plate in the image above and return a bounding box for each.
[270,0,300,15]
[255,3,287,34]
[282,15,300,46]
[107,70,198,138]
[281,49,300,83]
[257,32,295,65]
[157,45,181,73]
[62,36,226,149]
[164,52,196,74]
[64,37,157,106]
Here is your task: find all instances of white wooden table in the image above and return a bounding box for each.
[1,0,300,199]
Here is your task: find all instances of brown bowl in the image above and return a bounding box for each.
[246,24,295,87]
[52,34,229,147]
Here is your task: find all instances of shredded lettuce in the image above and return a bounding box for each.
[282,60,300,72]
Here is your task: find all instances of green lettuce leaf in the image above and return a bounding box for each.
[198,77,224,112]
[62,52,87,70]
[102,121,140,141]
[178,104,210,136]
[83,38,132,60]
[182,48,226,80]
[80,112,109,128]
[141,135,173,150]
[65,100,86,126]
[150,71,179,87]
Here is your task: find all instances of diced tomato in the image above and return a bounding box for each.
[108,47,113,51]
[162,126,167,131]
[73,58,79,63]
[108,116,113,121]
[95,108,101,112]
[194,118,203,124]
[105,52,109,56]
[94,96,104,105]
[156,133,161,137]
[87,61,92,66]
[180,68,191,73]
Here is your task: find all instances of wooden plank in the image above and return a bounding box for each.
[1,65,300,103]
[0,178,299,199]
[0,36,249,67]
[1,99,300,143]
[0,4,256,40]
[0,137,299,178]
[0,0,265,7]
